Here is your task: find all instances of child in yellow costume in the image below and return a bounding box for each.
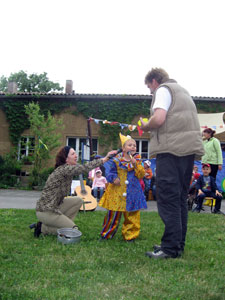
[99,133,147,242]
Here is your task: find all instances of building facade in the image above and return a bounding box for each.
[1,84,225,171]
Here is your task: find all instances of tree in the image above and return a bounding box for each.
[0,71,63,93]
[24,102,64,187]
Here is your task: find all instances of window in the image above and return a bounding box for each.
[67,137,98,161]
[18,137,35,160]
[135,139,149,159]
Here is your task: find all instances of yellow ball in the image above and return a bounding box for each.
[138,118,148,126]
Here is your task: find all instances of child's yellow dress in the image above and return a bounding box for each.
[99,153,147,241]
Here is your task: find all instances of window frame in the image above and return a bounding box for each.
[135,139,149,159]
[17,136,35,160]
[67,137,98,161]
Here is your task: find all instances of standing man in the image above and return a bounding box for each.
[140,68,204,259]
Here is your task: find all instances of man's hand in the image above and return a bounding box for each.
[218,165,222,171]
[139,109,167,131]
[139,117,150,131]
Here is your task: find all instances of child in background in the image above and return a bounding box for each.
[92,169,107,200]
[192,163,223,214]
[193,165,200,180]
[98,133,147,242]
[189,165,201,196]
[87,155,106,188]
[143,160,153,200]
[150,168,156,201]
[139,178,145,191]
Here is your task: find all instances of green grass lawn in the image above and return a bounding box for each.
[0,209,224,300]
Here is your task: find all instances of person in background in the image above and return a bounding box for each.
[140,67,204,259]
[139,177,145,192]
[92,169,107,200]
[30,146,117,237]
[189,165,200,195]
[87,167,101,187]
[150,168,157,201]
[87,155,106,187]
[98,133,147,242]
[202,128,223,179]
[143,160,153,200]
[192,163,223,214]
[193,165,200,180]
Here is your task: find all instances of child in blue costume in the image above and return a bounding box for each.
[99,133,147,242]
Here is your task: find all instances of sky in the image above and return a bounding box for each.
[0,0,225,97]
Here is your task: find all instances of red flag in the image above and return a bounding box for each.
[137,125,143,136]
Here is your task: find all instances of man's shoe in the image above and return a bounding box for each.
[212,209,224,215]
[153,244,161,251]
[153,244,184,255]
[145,250,176,259]
[192,207,201,213]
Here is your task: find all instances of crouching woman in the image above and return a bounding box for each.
[30,146,116,237]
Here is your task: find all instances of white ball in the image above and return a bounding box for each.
[125,180,129,185]
[123,193,127,197]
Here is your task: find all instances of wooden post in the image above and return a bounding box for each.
[87,118,93,161]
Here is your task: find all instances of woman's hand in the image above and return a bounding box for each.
[218,164,222,171]
[102,150,118,163]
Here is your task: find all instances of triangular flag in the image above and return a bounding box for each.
[137,125,143,137]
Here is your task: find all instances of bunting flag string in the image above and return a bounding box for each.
[89,116,225,137]
[200,125,225,129]
[88,117,144,136]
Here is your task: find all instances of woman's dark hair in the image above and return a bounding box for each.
[203,128,216,137]
[55,146,71,169]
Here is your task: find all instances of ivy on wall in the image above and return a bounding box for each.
[2,97,30,144]
[1,95,225,147]
[75,100,150,149]
[195,102,225,113]
[1,96,74,145]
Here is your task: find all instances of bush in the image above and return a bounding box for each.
[0,152,22,188]
[29,166,54,189]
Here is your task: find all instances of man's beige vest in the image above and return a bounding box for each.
[149,80,204,159]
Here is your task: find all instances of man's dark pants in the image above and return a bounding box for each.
[156,153,194,257]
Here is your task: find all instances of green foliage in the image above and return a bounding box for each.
[0,150,21,187]
[0,71,63,93]
[2,98,30,144]
[0,210,224,300]
[24,102,64,187]
[28,167,54,189]
[196,102,225,113]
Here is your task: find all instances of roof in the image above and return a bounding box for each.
[0,92,225,102]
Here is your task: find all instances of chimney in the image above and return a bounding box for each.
[65,80,73,94]
[8,82,18,93]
